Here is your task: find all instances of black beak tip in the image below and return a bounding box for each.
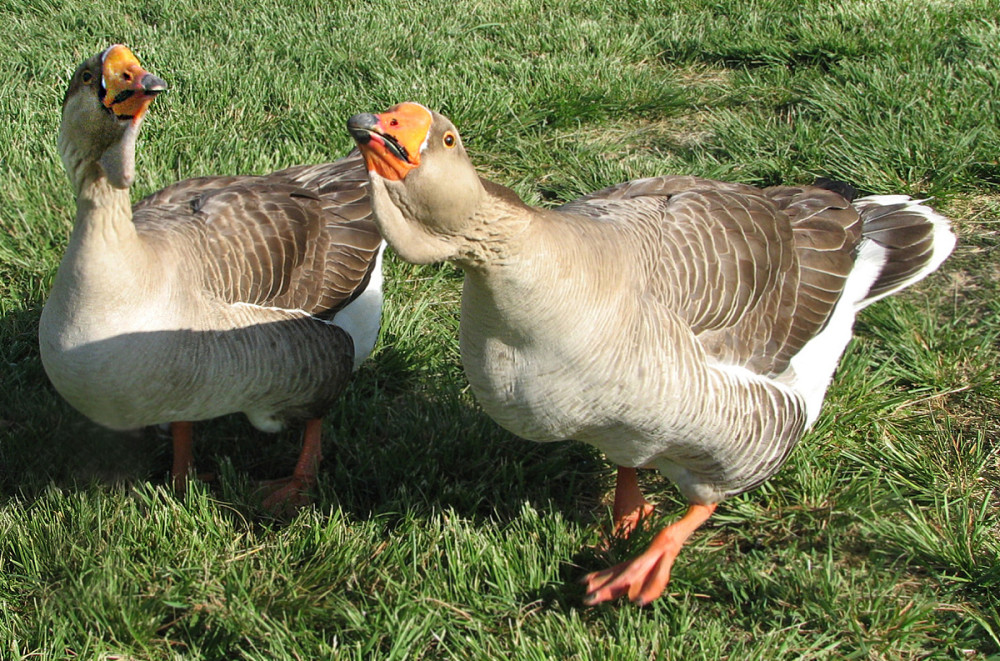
[141,73,168,94]
[347,113,378,143]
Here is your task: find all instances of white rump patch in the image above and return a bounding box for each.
[228,242,385,370]
[246,410,286,433]
[780,240,885,426]
[779,195,955,426]
[333,242,386,369]
[851,195,956,309]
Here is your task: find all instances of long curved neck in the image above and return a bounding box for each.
[460,205,635,348]
[46,168,151,326]
[57,113,140,252]
[65,170,141,266]
[452,179,533,268]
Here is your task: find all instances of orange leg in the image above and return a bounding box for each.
[260,418,323,513]
[611,466,656,540]
[171,421,195,492]
[583,502,717,606]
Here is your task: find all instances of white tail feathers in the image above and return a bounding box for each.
[783,194,955,427]
[852,195,956,309]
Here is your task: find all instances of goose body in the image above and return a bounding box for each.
[41,46,383,507]
[347,103,955,604]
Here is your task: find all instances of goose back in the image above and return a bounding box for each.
[459,176,952,501]
[558,176,865,376]
[132,152,381,321]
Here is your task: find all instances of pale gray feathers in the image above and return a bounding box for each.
[420,166,951,503]
[132,152,381,318]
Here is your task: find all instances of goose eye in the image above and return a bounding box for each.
[81,71,94,84]
[443,132,456,148]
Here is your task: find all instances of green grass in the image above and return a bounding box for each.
[2,0,999,657]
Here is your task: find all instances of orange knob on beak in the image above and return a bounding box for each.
[101,45,167,122]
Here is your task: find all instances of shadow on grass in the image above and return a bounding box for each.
[0,306,170,496]
[1,311,609,537]
[299,342,609,528]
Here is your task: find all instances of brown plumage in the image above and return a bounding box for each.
[39,46,383,509]
[347,102,955,605]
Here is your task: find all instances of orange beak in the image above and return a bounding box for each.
[347,102,432,181]
[101,45,167,122]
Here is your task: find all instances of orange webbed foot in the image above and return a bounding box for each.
[596,500,656,552]
[594,466,655,551]
[258,417,324,515]
[611,500,656,540]
[583,502,716,606]
[583,544,671,605]
[258,475,315,514]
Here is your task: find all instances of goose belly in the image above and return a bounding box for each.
[461,331,683,461]
[462,332,809,503]
[39,311,353,432]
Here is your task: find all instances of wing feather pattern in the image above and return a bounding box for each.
[131,152,381,319]
[558,176,863,376]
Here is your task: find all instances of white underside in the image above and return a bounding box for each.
[850,195,956,308]
[777,195,955,427]
[332,241,386,369]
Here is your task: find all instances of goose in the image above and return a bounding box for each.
[347,102,956,605]
[39,45,384,510]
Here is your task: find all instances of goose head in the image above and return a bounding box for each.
[347,103,487,264]
[58,45,166,194]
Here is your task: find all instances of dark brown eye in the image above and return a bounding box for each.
[443,132,456,148]
[389,118,399,126]
[81,71,94,84]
